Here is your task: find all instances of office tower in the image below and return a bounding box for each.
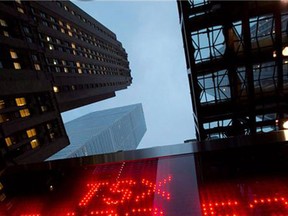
[0,1,131,165]
[178,1,288,141]
[48,104,146,160]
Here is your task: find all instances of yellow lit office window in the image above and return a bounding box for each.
[49,44,54,50]
[68,31,73,37]
[66,24,71,29]
[15,0,21,4]
[15,97,26,106]
[10,50,18,59]
[53,86,59,93]
[0,19,7,27]
[78,68,82,74]
[3,31,9,37]
[71,43,76,49]
[0,114,8,123]
[17,7,24,14]
[0,100,4,109]
[34,64,41,71]
[5,137,12,147]
[76,62,80,67]
[19,108,30,117]
[46,36,51,41]
[61,28,65,33]
[59,20,63,26]
[0,193,6,202]
[73,50,77,55]
[13,62,21,70]
[64,67,68,73]
[26,128,36,138]
[30,139,39,149]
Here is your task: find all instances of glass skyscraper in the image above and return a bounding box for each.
[48,104,146,160]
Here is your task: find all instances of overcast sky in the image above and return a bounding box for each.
[62,0,195,149]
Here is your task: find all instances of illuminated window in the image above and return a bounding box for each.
[49,44,54,50]
[59,20,63,26]
[13,62,21,69]
[15,97,26,106]
[0,114,9,123]
[3,31,9,37]
[40,105,47,112]
[0,100,4,109]
[53,59,58,65]
[26,128,36,138]
[46,36,51,42]
[30,139,39,149]
[61,28,65,33]
[17,7,24,14]
[53,86,59,93]
[64,67,68,73]
[76,62,81,67]
[10,50,18,59]
[15,0,21,4]
[34,64,41,71]
[0,19,7,27]
[5,137,12,147]
[78,68,82,74]
[71,43,76,49]
[66,24,71,29]
[19,108,30,117]
[68,31,72,36]
[46,123,52,129]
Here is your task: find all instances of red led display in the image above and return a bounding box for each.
[4,158,177,216]
[2,154,288,215]
[200,179,288,215]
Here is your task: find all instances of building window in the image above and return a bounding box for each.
[26,128,36,138]
[68,31,72,37]
[66,24,71,29]
[19,108,30,117]
[46,123,52,129]
[58,20,63,26]
[30,139,39,149]
[60,28,65,33]
[64,67,68,73]
[78,68,82,74]
[0,19,7,27]
[46,36,51,42]
[53,86,59,93]
[3,31,9,37]
[13,62,21,70]
[71,43,76,49]
[76,62,81,67]
[40,105,47,112]
[15,0,21,4]
[49,44,54,50]
[0,100,4,109]
[10,50,18,59]
[17,7,24,14]
[34,64,41,71]
[5,137,12,147]
[15,97,26,106]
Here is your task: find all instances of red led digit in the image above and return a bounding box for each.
[249,196,288,208]
[202,200,239,216]
[79,182,109,207]
[103,180,136,205]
